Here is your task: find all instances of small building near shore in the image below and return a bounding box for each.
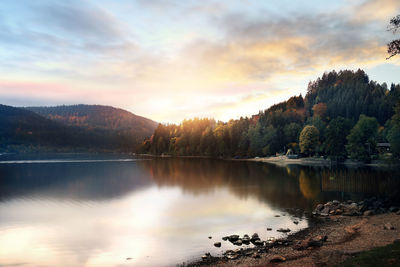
[376,143,391,154]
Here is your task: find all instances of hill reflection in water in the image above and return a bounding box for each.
[1,157,399,210]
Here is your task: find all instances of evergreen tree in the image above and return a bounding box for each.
[346,115,379,162]
[387,102,400,157]
[324,117,352,161]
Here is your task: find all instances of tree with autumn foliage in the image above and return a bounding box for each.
[299,125,319,156]
[312,103,328,120]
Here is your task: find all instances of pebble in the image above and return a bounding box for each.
[364,210,374,216]
[384,223,395,230]
[252,252,260,258]
[270,255,286,262]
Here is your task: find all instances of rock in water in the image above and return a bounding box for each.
[254,240,264,246]
[251,233,259,239]
[228,235,239,242]
[233,239,243,246]
[277,228,291,233]
[242,234,250,244]
[242,234,250,240]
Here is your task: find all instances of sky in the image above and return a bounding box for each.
[0,0,399,123]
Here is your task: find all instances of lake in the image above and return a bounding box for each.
[0,154,399,266]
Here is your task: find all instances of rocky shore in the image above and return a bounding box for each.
[185,198,400,267]
[312,197,400,217]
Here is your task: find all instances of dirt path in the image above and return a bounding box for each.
[191,213,400,266]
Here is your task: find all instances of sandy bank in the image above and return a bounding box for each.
[243,156,399,168]
[245,156,333,167]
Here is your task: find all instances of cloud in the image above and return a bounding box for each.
[31,1,125,41]
[173,2,398,85]
[352,0,400,23]
[0,0,399,123]
[0,0,136,64]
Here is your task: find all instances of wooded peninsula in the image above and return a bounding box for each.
[140,69,400,163]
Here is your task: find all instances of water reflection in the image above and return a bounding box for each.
[320,168,400,198]
[0,161,151,201]
[139,159,315,211]
[138,158,400,210]
[0,157,399,266]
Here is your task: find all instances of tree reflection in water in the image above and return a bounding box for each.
[138,158,400,212]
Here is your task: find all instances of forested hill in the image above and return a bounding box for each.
[0,104,157,152]
[305,69,399,125]
[141,69,400,162]
[0,104,90,151]
[26,104,157,135]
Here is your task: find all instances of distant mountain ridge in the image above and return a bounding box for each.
[0,104,158,152]
[26,104,157,133]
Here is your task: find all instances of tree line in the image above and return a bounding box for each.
[0,104,152,153]
[139,69,400,162]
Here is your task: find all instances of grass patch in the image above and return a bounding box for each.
[337,241,400,267]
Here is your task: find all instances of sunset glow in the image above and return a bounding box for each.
[0,0,399,122]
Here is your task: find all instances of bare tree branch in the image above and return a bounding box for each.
[387,15,400,59]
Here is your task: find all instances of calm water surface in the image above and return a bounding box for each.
[0,154,399,266]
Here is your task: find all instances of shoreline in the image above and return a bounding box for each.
[137,154,400,168]
[186,200,400,266]
[242,156,334,167]
[240,156,400,169]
